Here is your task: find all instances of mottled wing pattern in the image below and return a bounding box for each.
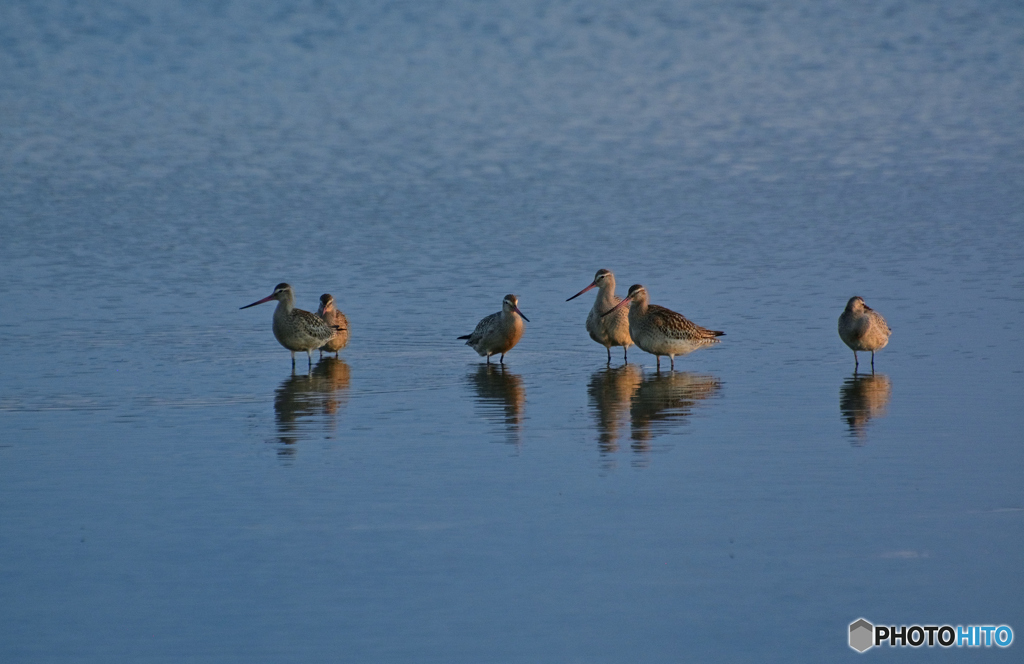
[867,308,891,336]
[295,310,337,343]
[467,311,501,345]
[647,305,722,342]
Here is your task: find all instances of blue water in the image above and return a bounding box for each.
[2,1,1022,661]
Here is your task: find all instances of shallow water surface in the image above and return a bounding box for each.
[1,1,1022,662]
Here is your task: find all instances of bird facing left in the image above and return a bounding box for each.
[241,283,341,368]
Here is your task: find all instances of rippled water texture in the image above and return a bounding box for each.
[2,1,1022,662]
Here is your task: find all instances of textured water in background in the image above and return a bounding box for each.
[1,1,1022,662]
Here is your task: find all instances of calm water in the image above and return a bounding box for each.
[2,1,1023,661]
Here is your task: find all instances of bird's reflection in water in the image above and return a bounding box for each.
[467,364,526,446]
[840,372,892,444]
[588,365,644,456]
[630,371,722,462]
[273,357,351,457]
[589,368,721,465]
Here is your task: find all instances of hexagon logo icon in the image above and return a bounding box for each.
[849,618,874,652]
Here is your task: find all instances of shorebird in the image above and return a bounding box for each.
[240,283,341,368]
[838,296,891,371]
[566,268,633,362]
[458,294,529,364]
[602,284,723,370]
[316,294,349,357]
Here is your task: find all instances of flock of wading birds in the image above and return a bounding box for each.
[241,269,892,372]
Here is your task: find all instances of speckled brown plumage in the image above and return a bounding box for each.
[458,294,529,364]
[241,283,338,368]
[317,293,349,355]
[838,296,891,371]
[603,284,723,370]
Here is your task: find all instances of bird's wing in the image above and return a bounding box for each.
[297,310,337,342]
[467,311,500,343]
[871,311,891,335]
[648,305,722,341]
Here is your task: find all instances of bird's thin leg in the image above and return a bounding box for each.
[656,356,660,371]
[486,354,491,364]
[670,356,675,371]
[853,351,859,371]
[606,347,611,363]
[307,350,313,369]
[291,351,296,368]
[623,347,628,363]
[500,353,505,365]
[871,352,875,373]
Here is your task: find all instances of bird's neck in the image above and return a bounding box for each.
[595,283,619,309]
[275,296,295,315]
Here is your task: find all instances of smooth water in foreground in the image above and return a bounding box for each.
[1,1,1022,661]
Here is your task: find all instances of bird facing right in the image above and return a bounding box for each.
[458,294,529,364]
[838,296,891,371]
[602,284,724,370]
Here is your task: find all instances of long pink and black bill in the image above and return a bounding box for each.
[566,282,597,302]
[240,294,276,309]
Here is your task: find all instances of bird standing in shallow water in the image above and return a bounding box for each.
[241,283,340,368]
[316,294,349,357]
[602,284,723,370]
[458,294,529,364]
[838,296,891,372]
[567,268,633,363]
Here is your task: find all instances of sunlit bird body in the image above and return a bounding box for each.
[567,268,633,362]
[458,294,529,364]
[838,296,891,371]
[603,284,724,370]
[316,293,350,356]
[241,283,341,368]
